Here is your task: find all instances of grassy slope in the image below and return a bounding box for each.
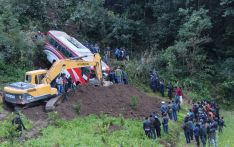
[2,115,163,147]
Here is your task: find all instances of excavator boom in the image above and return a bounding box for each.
[42,53,103,84]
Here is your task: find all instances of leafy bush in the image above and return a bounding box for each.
[130,96,139,110]
[73,101,82,115]
[48,111,60,125]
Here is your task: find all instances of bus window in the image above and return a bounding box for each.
[55,41,59,48]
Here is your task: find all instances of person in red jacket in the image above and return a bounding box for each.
[176,87,183,104]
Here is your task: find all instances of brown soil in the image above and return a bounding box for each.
[23,84,163,121]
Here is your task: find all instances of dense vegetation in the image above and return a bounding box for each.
[0,0,233,103]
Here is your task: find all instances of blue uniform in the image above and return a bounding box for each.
[160,104,168,116]
[162,116,169,134]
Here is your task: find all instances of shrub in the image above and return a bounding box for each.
[130,96,139,110]
[119,114,125,126]
[73,101,82,114]
[48,111,60,125]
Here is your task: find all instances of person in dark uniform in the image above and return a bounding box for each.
[167,101,173,120]
[159,80,165,97]
[154,114,161,138]
[167,82,173,99]
[193,123,200,147]
[183,120,191,144]
[12,112,26,135]
[218,116,225,133]
[143,117,152,138]
[149,115,156,139]
[172,101,178,121]
[162,113,169,134]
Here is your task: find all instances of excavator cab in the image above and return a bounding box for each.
[25,70,47,85]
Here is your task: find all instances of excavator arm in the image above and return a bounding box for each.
[42,53,103,84]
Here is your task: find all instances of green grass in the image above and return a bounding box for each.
[1,114,164,147]
[0,112,33,138]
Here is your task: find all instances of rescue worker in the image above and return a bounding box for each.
[167,82,173,99]
[104,51,108,64]
[154,114,161,138]
[167,101,173,120]
[106,46,111,58]
[109,70,115,83]
[160,101,168,116]
[63,74,69,101]
[175,94,181,112]
[183,120,191,144]
[172,101,178,121]
[56,75,64,95]
[150,71,157,92]
[218,116,225,133]
[209,120,218,147]
[159,80,165,97]
[12,112,26,135]
[193,123,200,147]
[149,115,156,139]
[143,117,152,138]
[115,66,122,84]
[188,118,194,141]
[162,113,169,134]
[199,121,208,147]
[122,69,128,84]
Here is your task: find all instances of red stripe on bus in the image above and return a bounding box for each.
[67,69,79,83]
[73,68,86,84]
[45,44,66,59]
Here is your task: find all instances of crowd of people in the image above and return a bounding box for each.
[55,73,75,100]
[182,100,225,147]
[114,47,130,61]
[108,66,128,84]
[150,70,183,101]
[145,70,226,147]
[143,99,181,140]
[83,42,130,63]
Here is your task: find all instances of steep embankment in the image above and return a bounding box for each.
[23,84,163,121]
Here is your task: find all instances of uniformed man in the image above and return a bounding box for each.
[199,121,208,147]
[12,112,26,135]
[218,116,225,133]
[194,123,200,147]
[160,101,168,116]
[162,113,169,134]
[183,120,191,144]
[149,115,156,139]
[143,117,152,138]
[167,82,173,99]
[154,114,161,138]
[172,101,178,121]
[167,101,173,120]
[159,80,165,97]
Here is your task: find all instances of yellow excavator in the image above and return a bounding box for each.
[3,54,103,111]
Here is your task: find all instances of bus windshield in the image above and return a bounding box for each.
[68,37,86,49]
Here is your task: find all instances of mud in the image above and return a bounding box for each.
[23,84,163,121]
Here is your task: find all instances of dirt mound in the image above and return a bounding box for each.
[23,105,47,121]
[23,84,163,121]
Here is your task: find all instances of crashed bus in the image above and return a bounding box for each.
[44,30,110,84]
